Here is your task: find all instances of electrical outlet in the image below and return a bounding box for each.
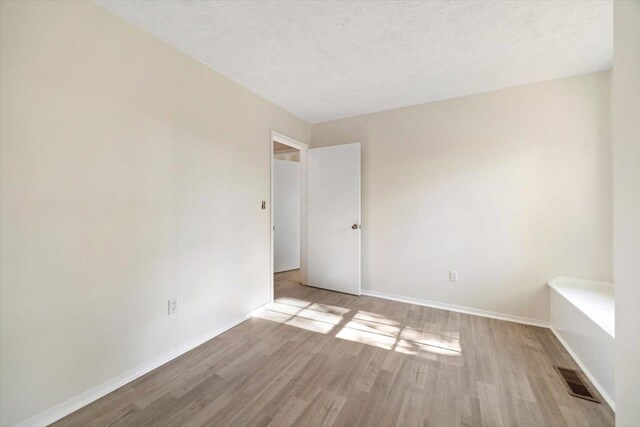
[168,297,177,315]
[449,271,458,282]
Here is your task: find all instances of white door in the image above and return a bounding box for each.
[307,143,361,295]
[273,159,300,272]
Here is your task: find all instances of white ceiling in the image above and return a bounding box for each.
[96,1,612,123]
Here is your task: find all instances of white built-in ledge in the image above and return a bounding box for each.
[548,276,615,409]
[548,276,614,337]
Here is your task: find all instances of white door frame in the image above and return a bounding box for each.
[270,130,308,303]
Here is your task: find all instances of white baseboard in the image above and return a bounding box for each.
[15,304,267,427]
[550,327,615,411]
[360,289,550,328]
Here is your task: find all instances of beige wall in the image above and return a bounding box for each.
[0,1,309,425]
[0,1,619,424]
[612,1,640,425]
[312,71,612,323]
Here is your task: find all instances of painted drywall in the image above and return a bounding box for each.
[273,159,301,272]
[312,71,612,323]
[274,151,301,162]
[612,1,640,425]
[0,1,309,425]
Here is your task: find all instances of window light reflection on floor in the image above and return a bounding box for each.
[254,296,462,357]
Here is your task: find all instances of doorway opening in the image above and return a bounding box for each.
[273,142,301,280]
[270,131,308,303]
[270,132,361,303]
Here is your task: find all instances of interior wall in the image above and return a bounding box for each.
[612,1,640,425]
[312,71,612,323]
[273,159,301,272]
[274,151,301,162]
[0,1,310,426]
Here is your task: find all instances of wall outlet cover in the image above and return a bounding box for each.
[449,271,458,282]
[168,298,177,315]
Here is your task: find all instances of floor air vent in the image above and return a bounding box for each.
[554,366,600,403]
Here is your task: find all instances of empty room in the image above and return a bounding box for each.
[1,1,639,426]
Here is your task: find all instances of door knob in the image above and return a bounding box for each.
[352,224,359,230]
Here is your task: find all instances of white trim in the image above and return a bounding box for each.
[550,327,615,411]
[14,304,267,427]
[271,131,308,150]
[360,289,550,328]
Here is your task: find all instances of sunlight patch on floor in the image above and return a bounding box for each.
[335,327,396,350]
[270,302,343,325]
[399,327,461,353]
[353,310,401,326]
[255,307,336,334]
[258,299,461,357]
[342,319,402,337]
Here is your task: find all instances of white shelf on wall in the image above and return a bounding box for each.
[548,276,614,337]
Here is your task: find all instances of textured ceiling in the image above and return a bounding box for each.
[96,1,612,123]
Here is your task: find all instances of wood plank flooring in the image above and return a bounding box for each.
[54,270,614,426]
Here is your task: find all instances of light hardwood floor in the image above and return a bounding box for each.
[54,270,614,426]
